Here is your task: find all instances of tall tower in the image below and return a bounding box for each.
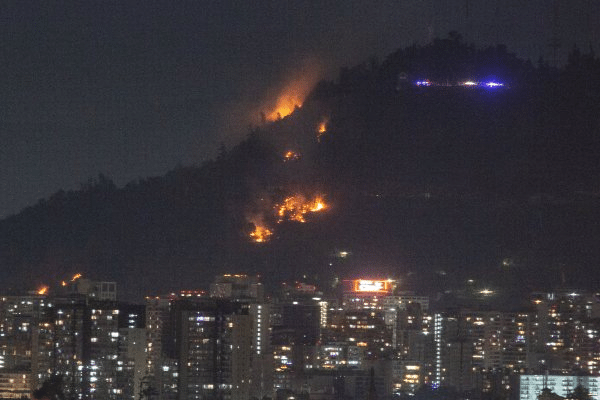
[144,295,177,400]
[210,274,272,399]
[0,293,53,397]
[52,295,121,400]
[174,297,253,400]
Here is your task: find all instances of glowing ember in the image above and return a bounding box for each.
[250,224,273,243]
[317,118,328,141]
[276,195,327,223]
[283,150,301,162]
[318,121,327,133]
[37,286,49,295]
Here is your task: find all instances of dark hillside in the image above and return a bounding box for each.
[1,38,600,303]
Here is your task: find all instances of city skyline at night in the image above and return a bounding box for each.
[6,272,600,400]
[2,4,600,398]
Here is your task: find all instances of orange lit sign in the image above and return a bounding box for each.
[352,280,390,293]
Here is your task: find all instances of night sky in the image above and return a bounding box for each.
[1,1,598,218]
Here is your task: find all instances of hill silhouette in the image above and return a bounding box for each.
[2,36,600,302]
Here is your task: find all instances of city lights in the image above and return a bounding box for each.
[352,279,392,293]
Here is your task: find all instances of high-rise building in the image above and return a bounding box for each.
[0,293,52,397]
[271,282,323,393]
[530,290,600,374]
[210,274,272,399]
[51,294,127,399]
[50,277,147,399]
[173,297,253,400]
[433,311,476,393]
[117,304,146,400]
[144,295,178,400]
[392,302,435,395]
[433,309,533,396]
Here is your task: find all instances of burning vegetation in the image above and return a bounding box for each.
[250,224,273,243]
[246,61,329,243]
[248,194,328,243]
[261,60,323,122]
[61,273,82,286]
[248,214,273,244]
[283,150,301,162]
[37,286,49,295]
[317,118,328,141]
[276,195,326,223]
[266,91,303,121]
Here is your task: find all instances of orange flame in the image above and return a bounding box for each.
[250,224,273,243]
[283,150,301,162]
[266,94,303,121]
[310,196,326,212]
[276,195,327,223]
[71,273,82,282]
[317,118,328,141]
[262,60,323,122]
[37,286,49,295]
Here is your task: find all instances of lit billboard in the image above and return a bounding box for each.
[352,279,391,293]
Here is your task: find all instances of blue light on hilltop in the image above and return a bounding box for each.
[410,79,507,89]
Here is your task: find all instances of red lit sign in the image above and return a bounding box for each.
[352,280,390,293]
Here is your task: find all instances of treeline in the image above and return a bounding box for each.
[1,35,600,300]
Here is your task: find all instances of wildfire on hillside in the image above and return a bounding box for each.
[37,286,49,295]
[248,213,273,243]
[283,150,301,162]
[247,194,328,243]
[317,118,328,142]
[262,60,323,122]
[266,91,303,121]
[61,273,83,286]
[276,194,327,223]
[250,224,273,243]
